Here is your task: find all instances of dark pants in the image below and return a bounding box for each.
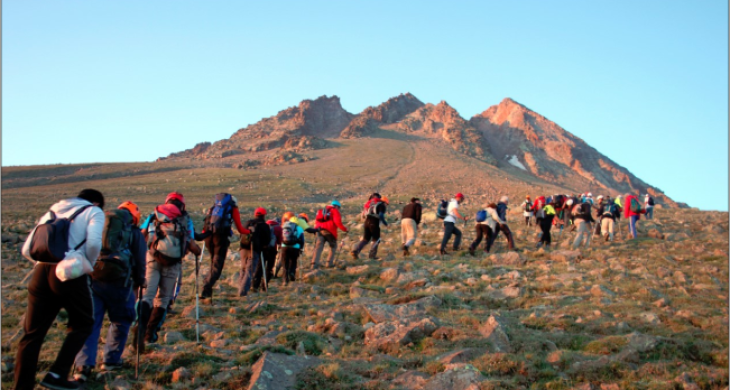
[469,224,494,252]
[487,224,515,251]
[440,222,462,252]
[353,219,381,259]
[254,246,277,290]
[281,247,300,282]
[238,247,261,296]
[15,264,94,390]
[539,218,553,245]
[202,234,231,295]
[75,281,136,367]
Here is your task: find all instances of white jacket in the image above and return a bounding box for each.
[478,207,505,231]
[22,198,105,266]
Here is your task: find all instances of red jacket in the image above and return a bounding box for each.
[314,206,348,239]
[624,195,646,219]
[532,196,546,213]
[266,220,283,246]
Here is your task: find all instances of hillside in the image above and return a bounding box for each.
[1,134,728,389]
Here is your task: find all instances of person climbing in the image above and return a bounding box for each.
[598,197,618,242]
[400,197,422,257]
[644,194,655,220]
[200,193,250,299]
[469,203,500,255]
[133,192,200,353]
[532,195,547,238]
[312,200,349,268]
[238,207,271,297]
[351,193,389,260]
[624,193,646,239]
[440,193,467,256]
[16,189,105,390]
[280,213,305,285]
[253,217,281,291]
[522,195,533,226]
[73,201,147,382]
[571,196,595,249]
[593,195,605,236]
[487,196,516,251]
[536,199,556,248]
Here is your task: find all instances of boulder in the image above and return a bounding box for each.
[478,315,511,352]
[164,331,185,344]
[391,371,429,390]
[488,251,526,266]
[364,316,440,353]
[346,265,370,275]
[362,296,442,323]
[380,268,401,282]
[247,352,321,390]
[422,366,486,390]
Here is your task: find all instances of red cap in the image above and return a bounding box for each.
[254,207,267,217]
[455,193,464,199]
[165,192,185,205]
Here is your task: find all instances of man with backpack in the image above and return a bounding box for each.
[644,194,655,220]
[280,213,306,284]
[522,195,533,226]
[468,203,501,255]
[597,197,618,242]
[487,196,516,251]
[16,189,105,390]
[253,217,281,290]
[571,197,596,249]
[536,199,557,248]
[400,198,422,257]
[439,193,467,256]
[73,201,147,382]
[351,193,389,260]
[312,200,349,268]
[238,207,272,297]
[133,192,198,352]
[200,193,250,299]
[624,193,646,239]
[531,195,546,238]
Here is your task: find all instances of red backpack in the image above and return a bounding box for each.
[316,206,332,223]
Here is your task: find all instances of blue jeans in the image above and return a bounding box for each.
[440,222,462,252]
[238,247,261,296]
[645,206,654,220]
[75,281,136,367]
[629,215,639,238]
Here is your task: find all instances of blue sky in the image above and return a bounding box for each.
[3,1,728,211]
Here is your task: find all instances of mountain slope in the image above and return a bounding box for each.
[471,98,677,205]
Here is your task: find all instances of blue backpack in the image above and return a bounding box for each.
[475,210,487,223]
[207,193,234,234]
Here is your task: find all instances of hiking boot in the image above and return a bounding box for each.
[439,250,448,256]
[40,372,80,390]
[350,251,358,260]
[468,248,475,256]
[100,362,123,371]
[72,366,93,383]
[403,247,410,257]
[145,307,167,344]
[199,290,212,299]
[604,234,610,242]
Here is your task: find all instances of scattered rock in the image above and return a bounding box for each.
[590,284,616,298]
[105,378,132,390]
[164,331,185,344]
[478,315,511,352]
[648,229,665,239]
[364,316,440,352]
[213,370,232,382]
[350,286,367,299]
[404,278,430,290]
[171,367,191,383]
[391,371,429,390]
[550,250,581,262]
[346,265,369,274]
[423,365,486,390]
[246,352,321,390]
[362,296,442,323]
[302,269,323,282]
[488,251,526,266]
[380,268,401,282]
[437,348,488,364]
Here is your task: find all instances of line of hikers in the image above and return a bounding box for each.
[13,188,653,390]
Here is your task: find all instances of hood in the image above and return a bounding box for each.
[51,198,94,215]
[266,219,280,226]
[155,204,182,219]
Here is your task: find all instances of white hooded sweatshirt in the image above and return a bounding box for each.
[22,198,105,266]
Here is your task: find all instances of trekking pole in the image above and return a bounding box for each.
[195,241,205,344]
[135,285,144,380]
[260,253,268,295]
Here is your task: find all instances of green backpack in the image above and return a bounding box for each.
[92,209,135,286]
[630,198,642,214]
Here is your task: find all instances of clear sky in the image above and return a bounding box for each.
[3,1,728,211]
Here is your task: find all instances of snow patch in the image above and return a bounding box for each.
[505,155,527,170]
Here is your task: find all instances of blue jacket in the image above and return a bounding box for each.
[496,202,508,222]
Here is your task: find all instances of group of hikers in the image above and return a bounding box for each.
[12,187,655,390]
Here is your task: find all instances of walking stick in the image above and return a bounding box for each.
[260,252,268,294]
[195,241,205,344]
[135,285,144,380]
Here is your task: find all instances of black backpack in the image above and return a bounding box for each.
[205,193,234,234]
[92,209,135,286]
[246,219,271,251]
[29,205,92,263]
[436,200,448,219]
[647,197,655,206]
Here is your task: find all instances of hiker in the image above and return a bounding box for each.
[571,197,595,249]
[351,193,389,260]
[487,196,516,251]
[16,189,105,390]
[597,197,618,242]
[531,195,546,238]
[469,203,501,255]
[238,207,272,297]
[133,192,200,353]
[522,195,533,226]
[536,199,556,248]
[644,194,655,220]
[439,193,467,256]
[280,212,305,284]
[200,193,251,299]
[624,193,646,239]
[73,201,147,382]
[253,217,281,289]
[312,200,349,267]
[400,197,422,256]
[593,196,605,236]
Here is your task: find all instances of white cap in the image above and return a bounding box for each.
[500,195,509,203]
[587,192,593,197]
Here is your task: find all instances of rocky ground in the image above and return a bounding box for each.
[1,206,728,389]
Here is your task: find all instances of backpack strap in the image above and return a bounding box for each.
[69,205,92,222]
